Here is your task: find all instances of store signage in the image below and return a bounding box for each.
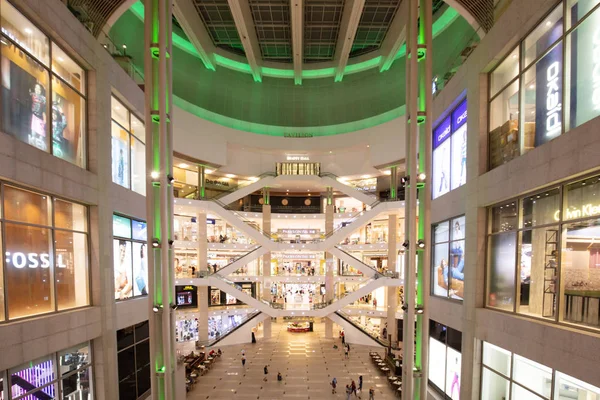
[536,42,563,146]
[207,218,216,225]
[113,215,132,239]
[433,117,451,149]
[284,133,313,138]
[1,27,34,56]
[286,155,310,161]
[132,220,147,241]
[4,252,64,269]
[278,229,319,235]
[555,203,600,221]
[183,285,196,291]
[205,178,230,188]
[280,253,317,260]
[451,100,468,131]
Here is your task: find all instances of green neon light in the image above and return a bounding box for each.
[173,95,405,136]
[128,1,459,83]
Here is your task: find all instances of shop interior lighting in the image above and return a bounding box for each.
[205,169,214,174]
[361,175,370,179]
[225,174,236,178]
[179,163,189,168]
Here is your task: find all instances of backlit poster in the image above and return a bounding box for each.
[433,117,451,199]
[114,239,133,300]
[429,337,446,391]
[433,100,468,199]
[111,126,129,188]
[132,242,147,296]
[535,43,563,147]
[446,347,462,399]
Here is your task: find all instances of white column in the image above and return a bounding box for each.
[198,287,208,342]
[388,214,398,345]
[198,212,207,275]
[325,203,334,338]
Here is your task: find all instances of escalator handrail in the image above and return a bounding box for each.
[211,198,273,240]
[335,311,391,348]
[334,245,384,278]
[210,172,277,201]
[211,245,263,275]
[196,311,263,347]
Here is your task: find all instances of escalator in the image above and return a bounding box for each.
[332,310,389,348]
[329,246,383,278]
[212,172,277,205]
[213,245,268,276]
[196,311,265,347]
[320,172,379,206]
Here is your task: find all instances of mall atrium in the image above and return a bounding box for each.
[1,0,600,399]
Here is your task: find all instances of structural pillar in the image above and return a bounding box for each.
[390,166,398,200]
[197,212,208,341]
[325,203,334,338]
[197,165,206,199]
[387,213,398,346]
[262,203,272,338]
[198,287,209,342]
[402,0,432,398]
[144,0,176,398]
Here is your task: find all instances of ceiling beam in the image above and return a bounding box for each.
[378,0,408,72]
[173,0,217,71]
[290,0,304,85]
[333,0,366,82]
[228,0,263,82]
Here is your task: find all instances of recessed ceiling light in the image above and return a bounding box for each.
[205,169,214,174]
[57,57,64,62]
[179,163,189,168]
[24,28,32,34]
[361,175,370,179]
[226,174,236,178]
[383,170,391,175]
[546,21,552,26]
[329,151,332,154]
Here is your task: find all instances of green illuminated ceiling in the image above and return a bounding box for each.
[110,4,476,136]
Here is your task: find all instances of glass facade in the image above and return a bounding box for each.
[432,216,465,300]
[113,215,148,300]
[432,99,467,199]
[488,1,600,169]
[0,184,89,321]
[111,96,145,195]
[428,320,462,400]
[480,341,600,399]
[486,173,600,330]
[2,342,92,399]
[117,321,150,400]
[0,0,86,167]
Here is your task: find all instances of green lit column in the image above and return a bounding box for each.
[390,166,398,200]
[262,187,270,206]
[144,0,176,399]
[197,165,206,199]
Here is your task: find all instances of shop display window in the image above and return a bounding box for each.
[111,96,145,195]
[480,341,600,400]
[175,318,199,342]
[523,5,563,69]
[1,184,89,321]
[428,320,462,400]
[486,174,600,330]
[432,216,465,300]
[432,99,467,199]
[0,0,86,167]
[117,322,151,400]
[491,47,520,98]
[113,214,148,300]
[4,342,91,400]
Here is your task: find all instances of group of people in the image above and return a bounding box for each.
[276,263,317,276]
[331,376,375,399]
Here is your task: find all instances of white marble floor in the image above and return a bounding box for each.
[187,322,400,399]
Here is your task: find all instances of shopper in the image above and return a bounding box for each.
[358,376,363,393]
[346,384,352,400]
[277,372,282,381]
[344,345,349,359]
[331,377,337,394]
[373,298,377,308]
[263,365,268,381]
[369,387,375,400]
[351,380,357,397]
[241,355,246,367]
[341,331,345,345]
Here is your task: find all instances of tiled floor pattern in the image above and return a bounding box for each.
[188,322,399,399]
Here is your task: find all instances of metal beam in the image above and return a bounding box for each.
[228,0,263,82]
[333,0,365,82]
[378,0,408,72]
[290,0,304,85]
[173,0,217,71]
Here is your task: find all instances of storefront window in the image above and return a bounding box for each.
[490,47,520,98]
[432,216,465,300]
[117,322,150,400]
[480,341,599,400]
[487,174,600,330]
[5,342,92,400]
[1,184,89,320]
[113,215,148,300]
[523,5,563,69]
[489,80,520,168]
[0,0,86,167]
[432,99,468,199]
[428,320,461,400]
[111,96,145,195]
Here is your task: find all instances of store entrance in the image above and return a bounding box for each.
[272,283,325,309]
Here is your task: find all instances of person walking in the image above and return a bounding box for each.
[344,345,349,359]
[345,384,352,400]
[369,387,375,400]
[263,365,269,381]
[351,380,357,397]
[346,343,351,358]
[331,377,337,394]
[341,331,346,345]
[358,376,363,393]
[241,355,246,367]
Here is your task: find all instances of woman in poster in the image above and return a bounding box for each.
[135,243,147,296]
[29,82,47,151]
[115,240,132,299]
